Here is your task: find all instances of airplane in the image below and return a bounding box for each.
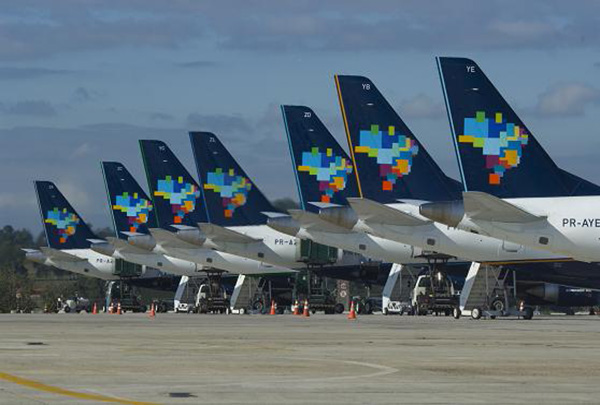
[308,74,600,289]
[93,161,294,279]
[25,181,168,284]
[270,105,437,266]
[188,132,409,286]
[277,104,600,307]
[139,137,363,271]
[419,57,600,263]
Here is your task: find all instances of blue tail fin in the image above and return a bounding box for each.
[34,181,98,249]
[437,57,600,197]
[101,162,157,238]
[281,105,359,212]
[190,132,276,226]
[335,74,462,204]
[139,140,208,229]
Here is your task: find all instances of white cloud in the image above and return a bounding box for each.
[399,94,445,120]
[534,83,600,117]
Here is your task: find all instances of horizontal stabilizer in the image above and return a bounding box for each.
[308,202,343,209]
[288,209,352,234]
[347,197,429,226]
[104,237,153,254]
[198,223,261,244]
[463,191,544,223]
[39,247,86,263]
[261,211,288,219]
[149,228,198,249]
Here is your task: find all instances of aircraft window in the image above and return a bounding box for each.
[418,278,429,287]
[359,244,366,251]
[258,252,264,258]
[157,262,162,267]
[206,258,213,263]
[426,238,436,246]
[539,237,549,245]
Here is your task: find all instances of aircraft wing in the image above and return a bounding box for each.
[288,209,352,234]
[39,247,86,263]
[347,198,429,226]
[463,191,544,223]
[197,223,261,244]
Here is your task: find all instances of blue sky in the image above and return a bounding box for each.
[1,1,599,233]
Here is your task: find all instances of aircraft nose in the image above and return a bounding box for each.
[419,200,465,227]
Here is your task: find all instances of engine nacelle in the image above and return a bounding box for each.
[127,234,157,251]
[90,241,116,257]
[419,200,465,227]
[319,206,358,229]
[266,216,300,237]
[176,228,206,247]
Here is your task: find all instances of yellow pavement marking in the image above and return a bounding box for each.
[0,372,159,405]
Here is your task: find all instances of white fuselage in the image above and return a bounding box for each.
[295,228,429,264]
[151,245,295,275]
[454,196,600,262]
[45,249,118,280]
[342,202,569,263]
[206,225,364,269]
[112,250,201,276]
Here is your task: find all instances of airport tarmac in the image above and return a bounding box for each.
[1,313,600,404]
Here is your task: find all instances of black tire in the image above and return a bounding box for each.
[334,303,344,314]
[364,301,373,314]
[140,305,147,313]
[160,303,168,313]
[452,307,461,319]
[64,306,71,313]
[523,307,534,320]
[252,300,264,313]
[490,298,505,313]
[471,307,482,320]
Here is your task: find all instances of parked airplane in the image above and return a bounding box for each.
[25,181,166,283]
[270,105,435,265]
[313,74,600,289]
[95,161,293,278]
[139,138,361,269]
[420,57,600,263]
[278,103,600,305]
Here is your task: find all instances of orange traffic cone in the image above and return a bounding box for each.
[92,303,97,315]
[117,302,122,315]
[302,299,310,317]
[269,300,276,315]
[347,301,357,320]
[148,303,155,318]
[292,300,299,316]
